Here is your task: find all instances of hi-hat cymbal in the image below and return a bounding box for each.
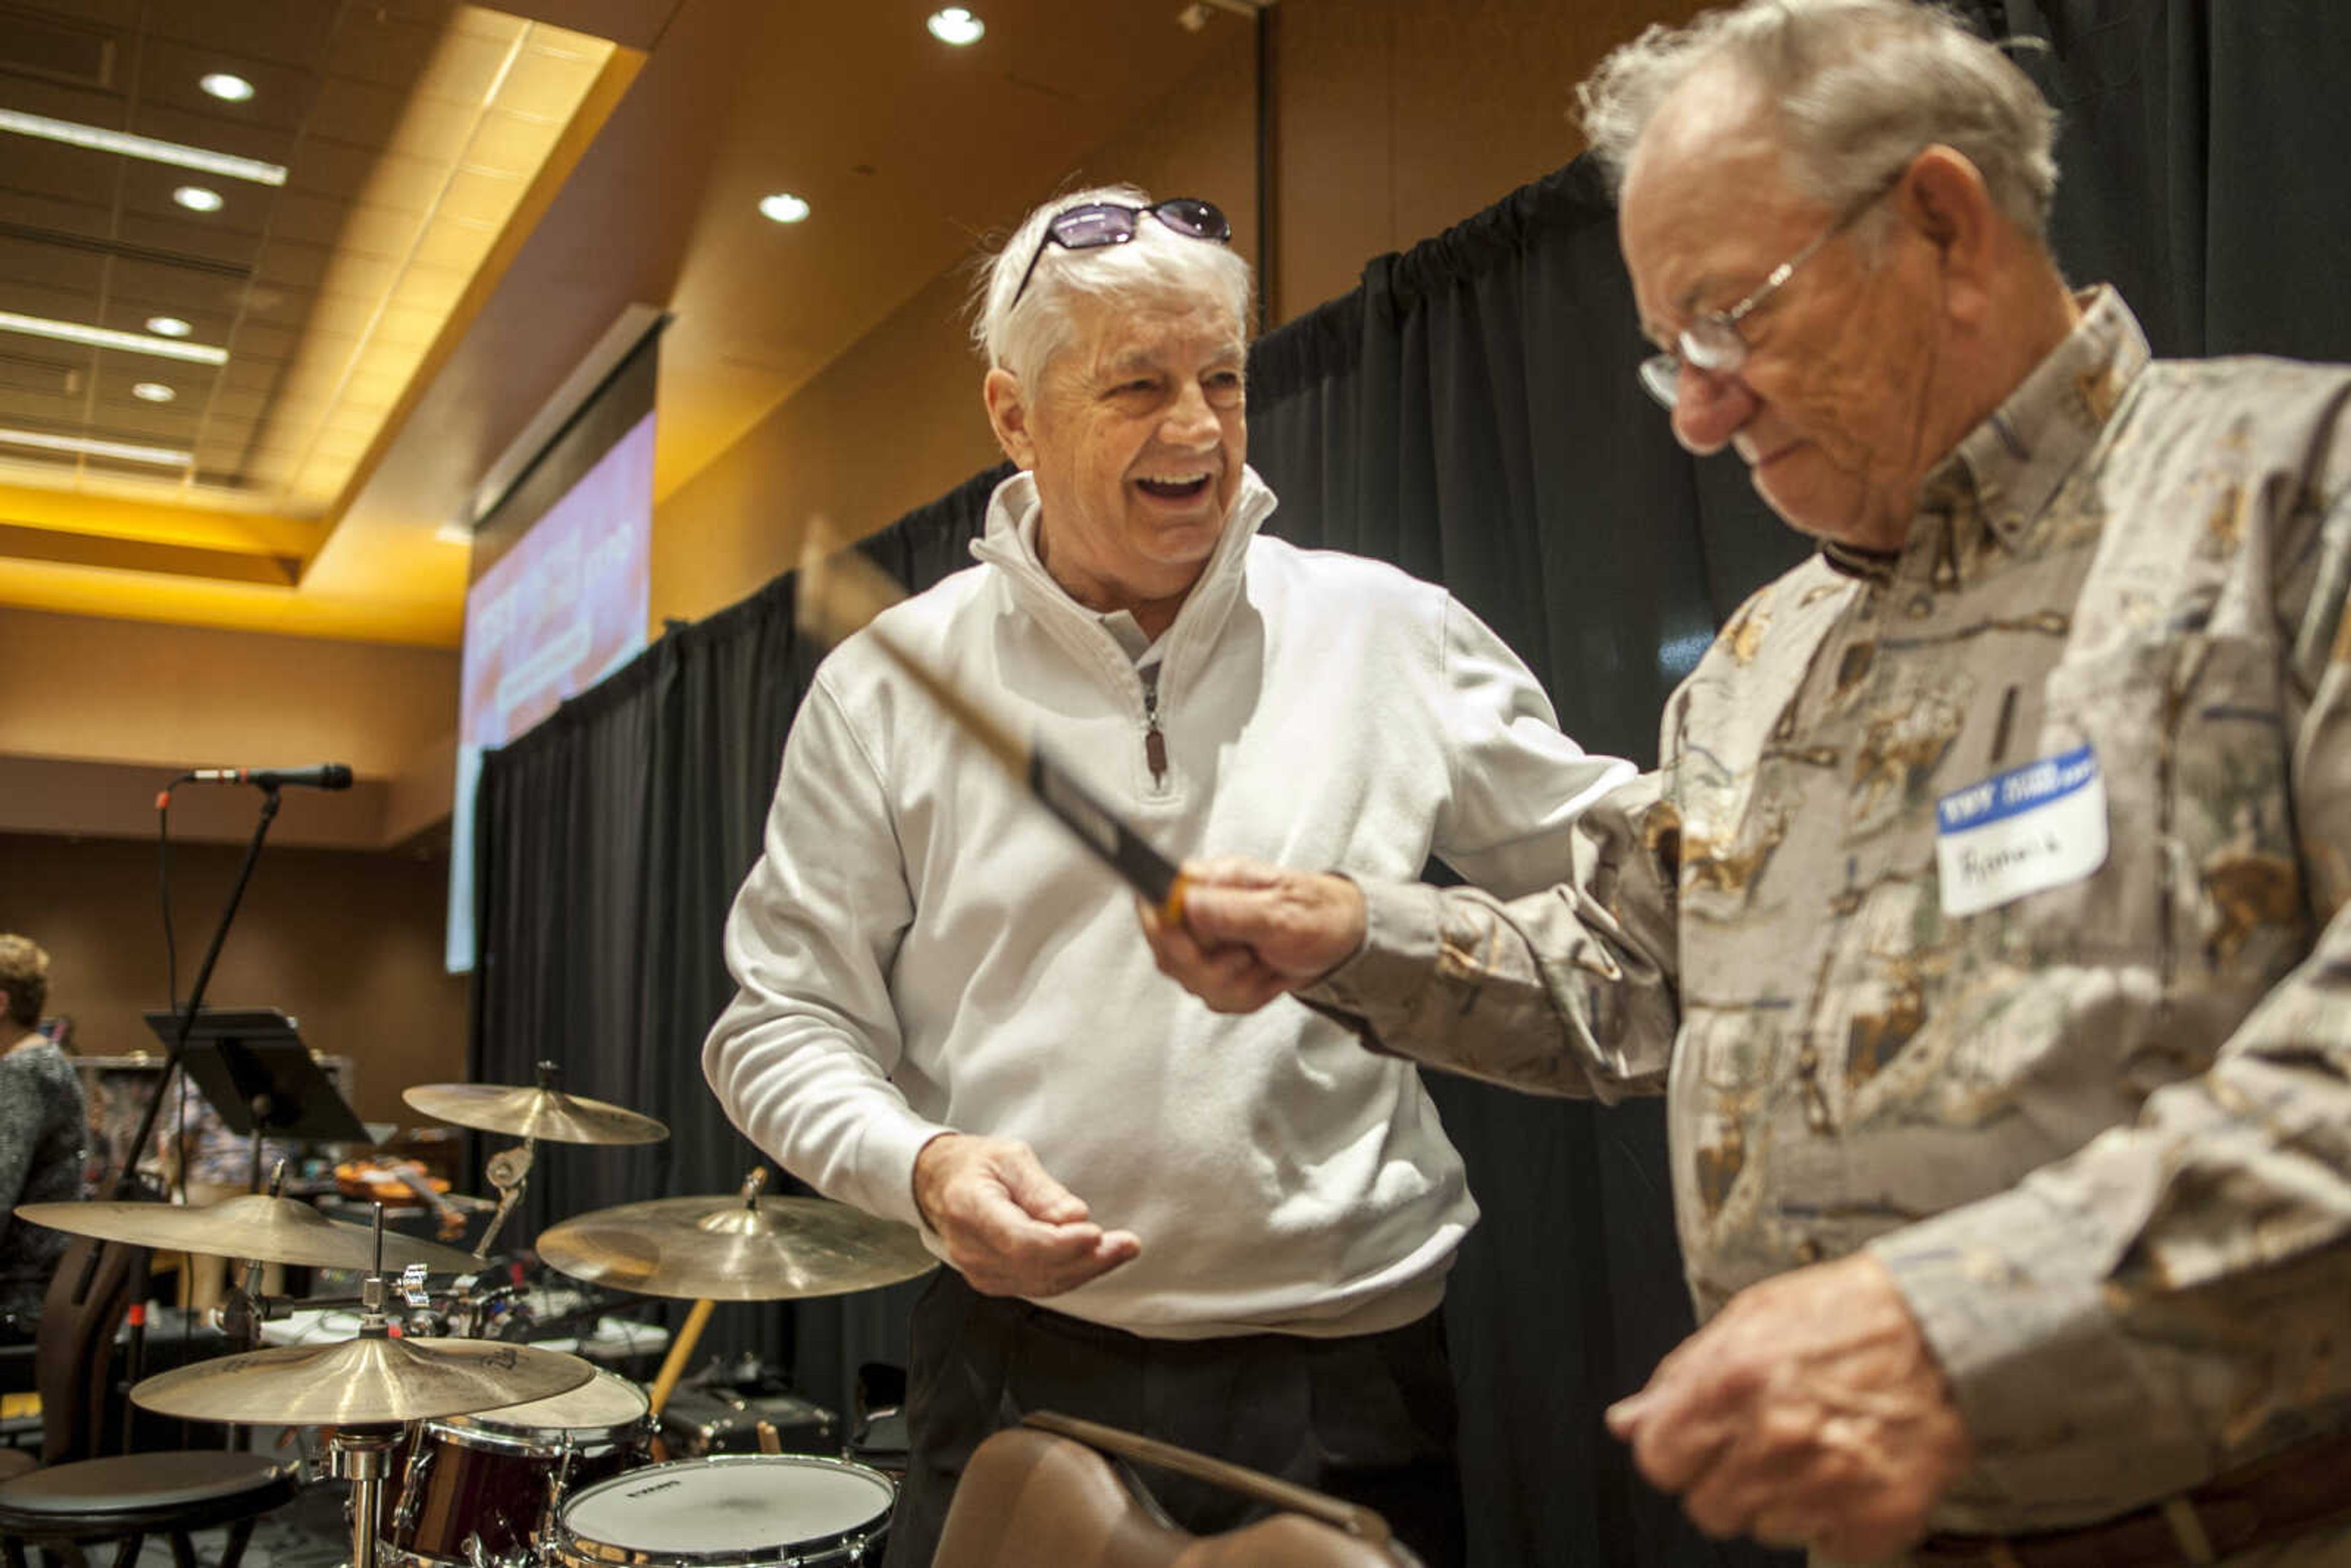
[15,1196,481,1273]
[537,1188,936,1302]
[131,1334,596,1425]
[403,1082,669,1146]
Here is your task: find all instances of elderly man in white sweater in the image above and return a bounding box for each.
[703,185,1629,1567]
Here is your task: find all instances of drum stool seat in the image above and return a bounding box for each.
[0,1451,296,1568]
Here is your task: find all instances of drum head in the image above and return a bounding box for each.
[560,1456,894,1563]
[441,1367,651,1446]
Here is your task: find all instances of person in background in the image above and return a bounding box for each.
[704,184,1631,1565]
[0,935,88,1339]
[1141,2,2351,1564]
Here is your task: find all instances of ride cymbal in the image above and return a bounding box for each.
[537,1180,934,1302]
[403,1082,669,1146]
[15,1195,481,1273]
[131,1335,597,1425]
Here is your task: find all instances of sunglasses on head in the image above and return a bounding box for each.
[1007,197,1232,312]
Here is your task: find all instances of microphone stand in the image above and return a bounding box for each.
[114,786,283,1201]
[103,785,284,1443]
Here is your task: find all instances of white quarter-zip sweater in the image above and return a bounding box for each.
[705,467,1630,1337]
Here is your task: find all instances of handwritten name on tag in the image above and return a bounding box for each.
[1934,745,2109,918]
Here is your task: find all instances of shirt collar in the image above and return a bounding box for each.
[1922,284,2150,558]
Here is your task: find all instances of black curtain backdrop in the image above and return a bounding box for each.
[471,6,2347,1561]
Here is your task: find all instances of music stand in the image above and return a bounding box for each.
[140,1008,373,1193]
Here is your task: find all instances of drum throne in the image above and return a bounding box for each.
[0,1239,296,1568]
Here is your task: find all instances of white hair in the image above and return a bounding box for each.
[971,184,1254,390]
[1577,0,2060,244]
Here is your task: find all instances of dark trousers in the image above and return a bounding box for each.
[882,1268,1466,1568]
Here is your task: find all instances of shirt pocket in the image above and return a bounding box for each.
[1995,639,2186,962]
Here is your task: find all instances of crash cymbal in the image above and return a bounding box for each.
[131,1334,596,1425]
[403,1082,669,1146]
[536,1178,935,1302]
[15,1196,481,1273]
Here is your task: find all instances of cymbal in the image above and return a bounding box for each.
[131,1335,596,1425]
[537,1191,936,1302]
[403,1082,669,1146]
[15,1196,481,1273]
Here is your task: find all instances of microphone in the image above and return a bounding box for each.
[187,763,354,790]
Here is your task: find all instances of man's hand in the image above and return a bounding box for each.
[912,1132,1140,1297]
[1605,1251,1973,1559]
[1139,857,1368,1013]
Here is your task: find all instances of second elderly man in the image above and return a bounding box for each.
[1145,3,2351,1565]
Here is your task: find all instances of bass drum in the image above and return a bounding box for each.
[389,1367,653,1565]
[553,1454,895,1567]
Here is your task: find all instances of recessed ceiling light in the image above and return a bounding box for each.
[0,109,285,185]
[174,185,225,212]
[147,316,193,338]
[759,192,811,224]
[0,427,192,467]
[0,311,227,365]
[928,7,985,45]
[200,72,255,103]
[132,381,177,403]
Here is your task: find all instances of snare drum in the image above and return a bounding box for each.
[553,1455,895,1568]
[390,1367,653,1565]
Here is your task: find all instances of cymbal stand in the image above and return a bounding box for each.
[468,1060,563,1262]
[217,1160,290,1352]
[643,1169,766,1420]
[470,1140,534,1261]
[326,1206,399,1568]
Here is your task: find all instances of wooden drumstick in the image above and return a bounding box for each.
[798,520,1191,926]
[646,1297,714,1419]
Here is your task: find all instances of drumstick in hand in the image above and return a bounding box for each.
[797,520,1190,926]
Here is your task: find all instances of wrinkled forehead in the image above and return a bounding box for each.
[1617,77,1815,329]
[1052,287,1247,377]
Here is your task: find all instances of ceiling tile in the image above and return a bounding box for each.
[463,109,562,176]
[436,167,523,226]
[409,217,496,271]
[337,203,429,261]
[227,320,302,361]
[389,263,468,313]
[0,137,114,203]
[250,239,332,290]
[410,31,519,108]
[308,253,405,304]
[286,137,385,201]
[113,211,266,271]
[324,13,444,94]
[0,191,105,247]
[300,79,410,151]
[342,151,459,217]
[148,0,338,72]
[0,234,94,293]
[491,45,604,121]
[268,190,355,249]
[384,100,481,163]
[449,7,529,47]
[7,0,140,33]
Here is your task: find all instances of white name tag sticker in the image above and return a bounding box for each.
[1933,745,2109,918]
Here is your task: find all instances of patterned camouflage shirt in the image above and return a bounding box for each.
[1311,289,2351,1534]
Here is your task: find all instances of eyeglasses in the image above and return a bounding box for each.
[1007,197,1232,312]
[1637,170,1908,410]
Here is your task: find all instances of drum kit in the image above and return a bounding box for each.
[14,1070,934,1568]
